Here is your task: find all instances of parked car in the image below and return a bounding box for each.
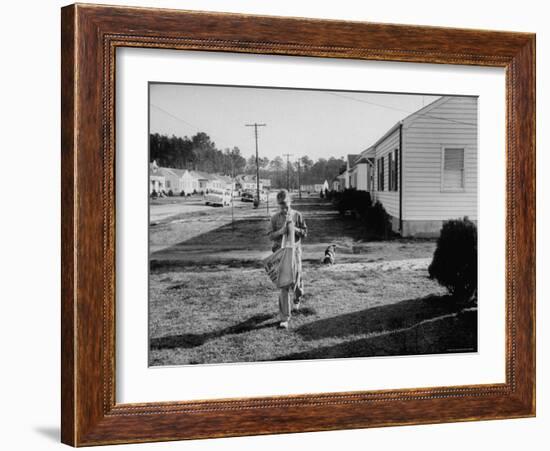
[205,189,232,206]
[241,191,254,202]
[241,190,268,203]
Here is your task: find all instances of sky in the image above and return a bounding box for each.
[149,83,440,162]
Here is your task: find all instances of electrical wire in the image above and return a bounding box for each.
[324,92,476,126]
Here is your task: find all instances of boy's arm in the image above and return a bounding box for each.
[268,216,286,241]
[295,213,307,238]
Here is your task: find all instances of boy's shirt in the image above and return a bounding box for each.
[268,209,307,252]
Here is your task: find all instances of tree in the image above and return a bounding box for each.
[300,156,314,175]
[149,132,347,188]
[231,147,246,175]
[245,155,257,174]
[267,156,283,188]
[258,156,270,170]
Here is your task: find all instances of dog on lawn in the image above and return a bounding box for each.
[322,244,336,265]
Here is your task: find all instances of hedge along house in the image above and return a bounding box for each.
[353,95,478,237]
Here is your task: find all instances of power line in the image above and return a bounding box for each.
[324,92,476,126]
[150,103,201,132]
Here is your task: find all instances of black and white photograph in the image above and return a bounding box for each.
[148,83,478,366]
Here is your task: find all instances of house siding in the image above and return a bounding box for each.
[403,96,478,222]
[182,171,199,194]
[354,164,369,191]
[158,168,181,194]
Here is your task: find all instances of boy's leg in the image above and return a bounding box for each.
[279,286,291,323]
[294,247,304,307]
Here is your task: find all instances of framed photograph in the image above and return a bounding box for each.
[61,4,536,446]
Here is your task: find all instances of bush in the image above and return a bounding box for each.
[428,217,477,300]
[333,189,372,217]
[365,201,393,239]
[168,189,174,197]
[332,190,393,239]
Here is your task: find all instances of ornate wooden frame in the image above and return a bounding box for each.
[61,3,536,446]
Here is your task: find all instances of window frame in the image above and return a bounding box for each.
[389,148,399,192]
[377,156,385,191]
[388,152,393,191]
[440,146,466,193]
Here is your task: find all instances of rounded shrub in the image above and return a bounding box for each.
[428,217,477,300]
[334,189,372,216]
[365,201,392,239]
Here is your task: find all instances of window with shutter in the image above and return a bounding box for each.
[442,148,465,190]
[388,153,392,191]
[378,156,385,191]
[376,158,381,191]
[394,149,399,191]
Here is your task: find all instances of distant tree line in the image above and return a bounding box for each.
[150,132,346,189]
[150,132,247,176]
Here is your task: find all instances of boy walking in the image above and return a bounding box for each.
[268,190,307,329]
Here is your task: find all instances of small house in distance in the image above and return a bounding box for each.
[332,168,347,192]
[352,95,478,237]
[158,167,186,195]
[149,161,165,194]
[235,174,266,192]
[342,154,359,190]
[181,170,200,195]
[260,178,272,190]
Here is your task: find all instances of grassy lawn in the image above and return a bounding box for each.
[149,197,477,366]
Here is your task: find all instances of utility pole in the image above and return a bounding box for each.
[230,148,235,231]
[245,123,266,207]
[283,153,293,191]
[297,158,302,200]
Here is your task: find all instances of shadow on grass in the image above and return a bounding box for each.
[294,294,465,342]
[293,306,317,317]
[150,313,277,350]
[276,308,477,361]
[150,198,371,265]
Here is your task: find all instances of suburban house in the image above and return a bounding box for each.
[300,184,316,192]
[207,173,226,191]
[180,170,200,194]
[333,169,347,192]
[149,165,239,196]
[349,156,372,192]
[351,95,478,237]
[216,175,236,192]
[314,182,329,192]
[235,174,265,192]
[149,161,165,194]
[191,171,217,193]
[337,154,360,190]
[158,167,186,195]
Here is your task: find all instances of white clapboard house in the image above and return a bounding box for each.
[149,161,165,194]
[351,95,477,237]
